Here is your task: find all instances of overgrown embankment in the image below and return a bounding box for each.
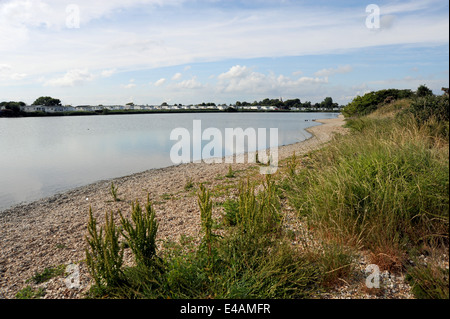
[282,93,449,298]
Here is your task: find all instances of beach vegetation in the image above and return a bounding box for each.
[85,208,124,293]
[119,198,159,269]
[28,265,66,284]
[282,91,448,298]
[225,165,235,178]
[85,175,321,299]
[110,182,120,202]
[184,178,195,191]
[15,286,46,299]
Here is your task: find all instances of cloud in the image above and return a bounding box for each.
[10,73,27,80]
[1,1,448,80]
[218,65,251,80]
[44,69,94,87]
[154,78,166,86]
[172,72,182,80]
[314,65,353,77]
[0,64,12,72]
[122,79,136,89]
[217,65,328,95]
[175,76,203,89]
[101,69,116,77]
[0,63,27,80]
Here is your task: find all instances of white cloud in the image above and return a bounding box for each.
[101,69,116,77]
[314,65,353,77]
[10,73,27,80]
[122,80,137,89]
[44,69,94,87]
[218,65,251,80]
[175,76,203,89]
[217,65,328,95]
[154,78,166,86]
[0,64,12,72]
[172,72,182,80]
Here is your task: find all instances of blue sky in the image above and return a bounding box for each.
[0,0,448,106]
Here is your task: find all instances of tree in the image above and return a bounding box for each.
[416,85,433,97]
[0,101,25,115]
[32,96,61,106]
[284,99,301,109]
[321,97,334,109]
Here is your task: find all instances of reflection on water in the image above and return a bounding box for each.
[0,112,338,211]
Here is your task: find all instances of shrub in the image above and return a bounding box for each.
[85,208,124,290]
[222,199,239,226]
[110,182,119,202]
[342,89,413,117]
[225,165,235,178]
[119,198,159,269]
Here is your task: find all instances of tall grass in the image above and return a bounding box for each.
[285,111,449,271]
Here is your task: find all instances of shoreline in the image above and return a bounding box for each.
[0,115,347,299]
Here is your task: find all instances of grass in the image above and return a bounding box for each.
[281,99,449,298]
[28,265,66,284]
[225,164,236,178]
[15,286,46,299]
[184,178,195,191]
[406,262,449,299]
[110,182,120,202]
[285,114,448,263]
[16,264,67,299]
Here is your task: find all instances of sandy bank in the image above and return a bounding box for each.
[0,115,348,299]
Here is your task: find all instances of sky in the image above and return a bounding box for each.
[0,0,448,106]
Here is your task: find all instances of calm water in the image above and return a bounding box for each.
[0,112,338,211]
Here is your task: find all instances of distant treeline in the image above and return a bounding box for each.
[235,97,339,110]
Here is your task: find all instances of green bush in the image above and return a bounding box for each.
[85,208,124,291]
[222,199,239,226]
[342,89,413,117]
[110,182,120,202]
[119,199,159,269]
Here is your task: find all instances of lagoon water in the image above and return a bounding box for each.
[0,112,338,211]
